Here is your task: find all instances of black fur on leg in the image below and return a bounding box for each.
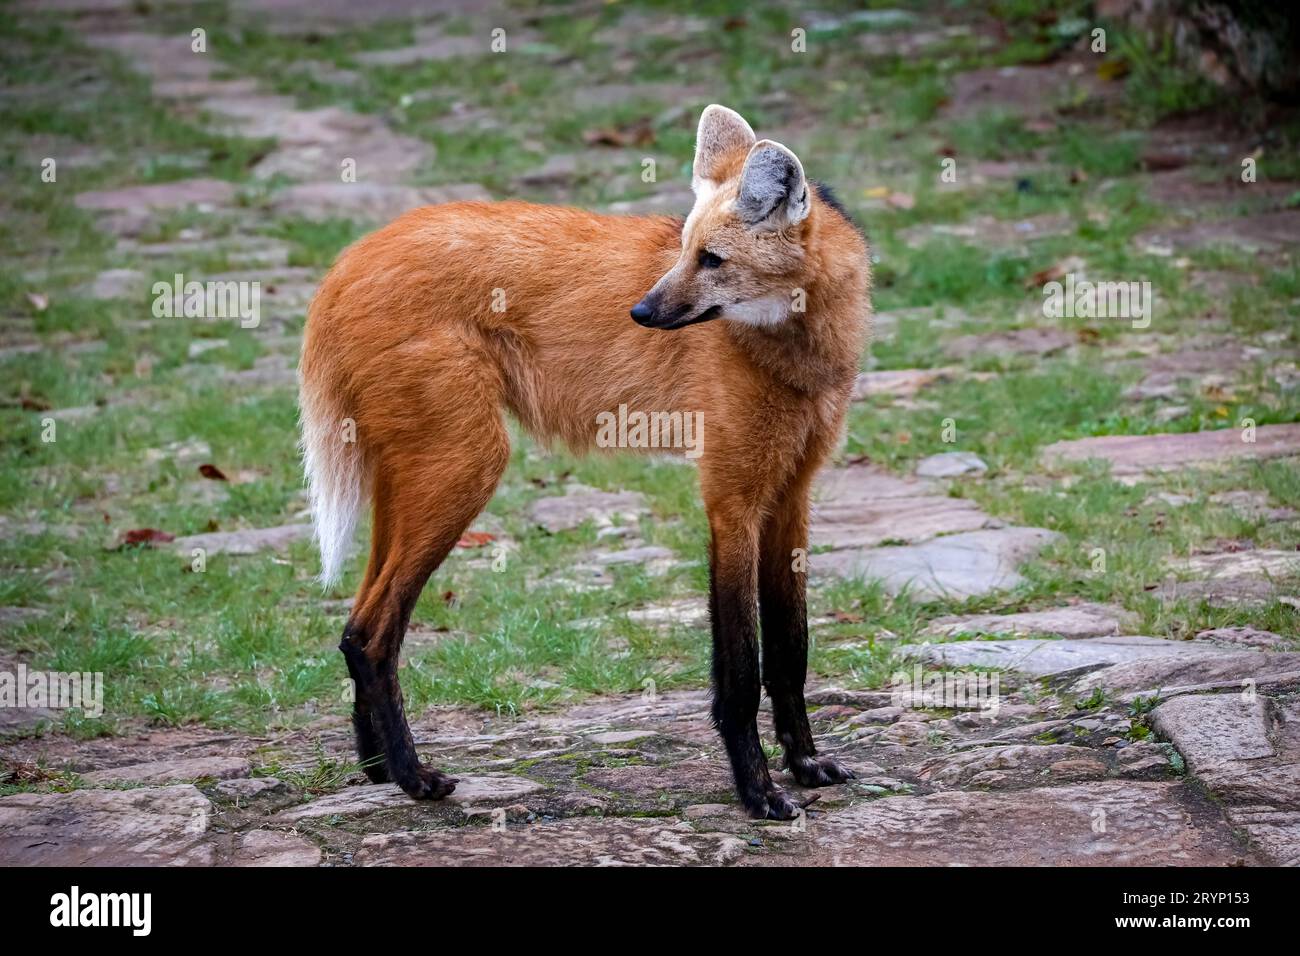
[339,628,457,800]
[758,490,856,791]
[759,570,855,789]
[339,627,389,783]
[709,544,799,820]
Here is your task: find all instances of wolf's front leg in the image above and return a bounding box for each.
[707,520,800,820]
[759,479,855,788]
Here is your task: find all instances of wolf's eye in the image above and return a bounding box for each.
[698,250,725,269]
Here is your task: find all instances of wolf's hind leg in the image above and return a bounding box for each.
[340,351,510,799]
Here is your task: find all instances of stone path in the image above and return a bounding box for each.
[808,462,1059,598]
[1152,695,1300,865]
[1043,423,1300,475]
[923,603,1137,639]
[8,629,1294,863]
[84,31,432,184]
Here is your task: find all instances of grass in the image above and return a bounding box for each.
[1,0,1297,764]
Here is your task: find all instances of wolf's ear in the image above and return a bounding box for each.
[735,139,810,231]
[692,104,756,193]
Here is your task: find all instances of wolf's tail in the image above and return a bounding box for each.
[299,376,366,588]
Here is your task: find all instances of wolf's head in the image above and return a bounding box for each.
[631,105,814,331]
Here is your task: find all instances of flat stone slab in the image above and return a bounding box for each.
[40,405,100,424]
[852,367,957,400]
[1226,804,1300,866]
[1,670,1269,865]
[0,648,61,736]
[417,774,548,807]
[171,524,312,556]
[1153,576,1295,608]
[900,635,1239,678]
[1150,695,1275,773]
[800,782,1245,865]
[0,704,60,736]
[1212,763,1300,814]
[1071,652,1300,701]
[0,785,215,865]
[561,544,681,588]
[274,775,544,823]
[268,181,490,222]
[1138,209,1300,253]
[812,495,989,550]
[218,355,302,387]
[813,527,1061,599]
[915,451,987,478]
[1179,549,1300,579]
[1208,490,1298,522]
[216,777,286,800]
[154,77,262,101]
[1121,342,1256,400]
[858,23,975,57]
[813,461,936,502]
[624,597,709,629]
[87,268,146,300]
[900,213,1072,249]
[1145,488,1298,518]
[354,27,487,66]
[604,189,696,217]
[117,235,292,267]
[246,107,430,181]
[1042,423,1300,474]
[923,603,1137,639]
[572,81,709,111]
[811,463,993,549]
[945,328,1073,360]
[355,817,748,866]
[916,744,1109,790]
[1194,626,1292,650]
[81,755,252,786]
[231,0,461,25]
[528,689,713,734]
[944,62,1113,121]
[529,489,648,533]
[84,30,212,81]
[194,93,305,132]
[582,760,734,798]
[514,152,585,189]
[229,829,322,867]
[1150,696,1300,864]
[1157,550,1300,607]
[1146,167,1299,211]
[588,545,674,567]
[75,179,236,212]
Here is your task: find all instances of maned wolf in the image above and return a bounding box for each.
[300,105,871,819]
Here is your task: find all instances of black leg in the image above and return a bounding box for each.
[340,626,389,783]
[340,622,457,800]
[759,492,855,788]
[709,536,799,820]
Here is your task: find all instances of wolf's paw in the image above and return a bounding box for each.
[401,766,459,800]
[789,754,856,788]
[743,786,803,821]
